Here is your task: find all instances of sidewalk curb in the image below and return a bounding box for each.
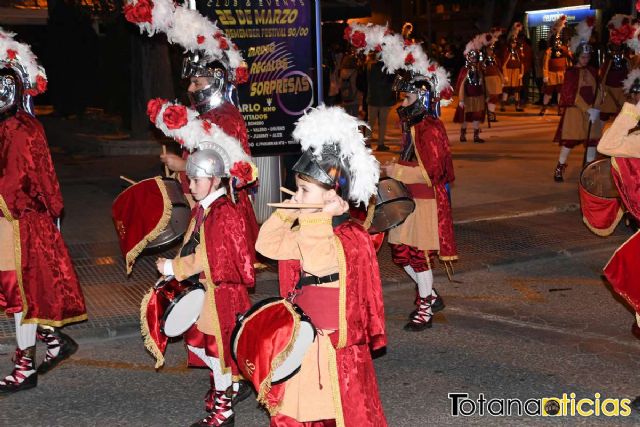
[0,240,625,347]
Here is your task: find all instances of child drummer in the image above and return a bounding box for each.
[344,22,458,332]
[155,141,255,427]
[255,105,388,427]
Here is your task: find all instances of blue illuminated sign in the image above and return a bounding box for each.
[526,6,595,27]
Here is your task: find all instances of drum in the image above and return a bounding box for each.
[368,177,416,234]
[145,178,191,251]
[113,177,191,273]
[154,278,206,337]
[231,298,316,390]
[580,158,619,199]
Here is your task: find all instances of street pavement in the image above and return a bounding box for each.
[1,105,639,425]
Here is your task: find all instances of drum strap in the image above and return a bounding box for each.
[296,273,340,289]
[179,230,202,284]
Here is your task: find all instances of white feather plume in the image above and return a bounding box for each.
[463,32,493,55]
[623,68,640,94]
[151,100,250,176]
[124,0,245,74]
[490,27,504,43]
[570,18,594,54]
[345,23,452,101]
[608,14,632,30]
[292,105,379,206]
[378,33,407,73]
[0,27,47,94]
[551,15,567,37]
[507,22,522,40]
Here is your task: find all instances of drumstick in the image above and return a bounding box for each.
[120,175,137,185]
[154,275,174,289]
[162,145,170,178]
[280,187,296,197]
[267,202,324,209]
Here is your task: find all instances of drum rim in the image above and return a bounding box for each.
[368,198,416,234]
[579,158,619,199]
[271,321,315,385]
[378,176,400,183]
[160,282,206,336]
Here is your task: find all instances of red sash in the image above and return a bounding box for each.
[294,286,339,330]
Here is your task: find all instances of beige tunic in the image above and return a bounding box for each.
[599,86,625,116]
[484,75,503,97]
[543,49,569,86]
[168,206,217,336]
[0,217,15,271]
[255,211,339,421]
[598,102,640,158]
[386,164,439,251]
[560,68,603,141]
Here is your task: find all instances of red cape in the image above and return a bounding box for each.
[558,66,598,107]
[414,116,458,260]
[142,196,254,370]
[0,111,86,326]
[265,220,387,427]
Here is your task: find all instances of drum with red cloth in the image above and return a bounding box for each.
[153,277,206,337]
[112,177,191,273]
[231,298,316,391]
[579,159,623,236]
[140,276,206,368]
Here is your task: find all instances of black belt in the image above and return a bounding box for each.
[295,272,339,289]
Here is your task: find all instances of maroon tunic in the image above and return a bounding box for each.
[453,68,486,123]
[0,111,86,326]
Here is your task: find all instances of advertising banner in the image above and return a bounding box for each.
[205,1,322,156]
[526,5,595,27]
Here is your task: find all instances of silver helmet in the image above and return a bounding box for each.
[393,70,441,122]
[182,51,231,115]
[292,144,352,202]
[186,146,229,179]
[0,70,17,115]
[0,63,33,116]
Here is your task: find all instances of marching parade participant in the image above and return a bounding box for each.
[552,18,601,182]
[483,28,504,122]
[346,23,457,331]
[540,15,571,116]
[143,100,257,426]
[516,29,533,111]
[255,105,387,427]
[0,28,87,394]
[501,23,525,113]
[124,0,258,261]
[598,15,634,121]
[454,32,493,143]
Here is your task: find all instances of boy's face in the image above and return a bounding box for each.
[189,176,220,201]
[402,92,418,107]
[577,53,590,67]
[294,175,330,213]
[188,76,212,93]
